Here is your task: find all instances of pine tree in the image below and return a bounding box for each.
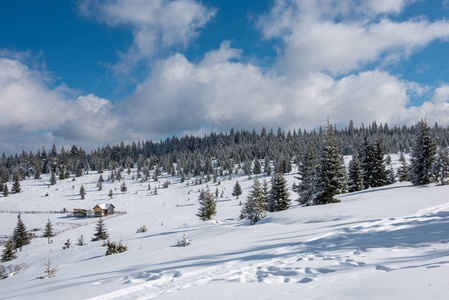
[241,179,266,224]
[2,183,8,197]
[295,145,316,204]
[12,171,21,194]
[433,148,449,185]
[44,258,58,278]
[253,159,262,175]
[372,139,388,187]
[80,185,86,200]
[360,135,375,189]
[13,219,30,251]
[232,181,242,199]
[268,173,290,212]
[43,218,55,243]
[410,120,437,185]
[397,152,410,182]
[347,152,364,192]
[50,169,56,185]
[312,124,346,205]
[92,218,109,241]
[1,237,17,262]
[196,188,217,221]
[76,163,83,177]
[120,182,127,193]
[108,189,113,199]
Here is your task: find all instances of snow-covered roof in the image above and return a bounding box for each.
[95,203,114,210]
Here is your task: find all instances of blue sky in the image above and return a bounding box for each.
[1,0,449,154]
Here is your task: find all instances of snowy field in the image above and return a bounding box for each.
[1,155,449,299]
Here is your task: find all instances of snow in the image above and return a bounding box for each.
[1,156,449,299]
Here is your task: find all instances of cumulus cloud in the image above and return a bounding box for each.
[79,0,216,74]
[257,0,449,77]
[0,57,120,152]
[120,42,449,139]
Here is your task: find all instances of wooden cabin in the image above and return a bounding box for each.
[73,208,88,217]
[93,204,115,217]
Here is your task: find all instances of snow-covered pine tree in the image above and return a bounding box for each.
[2,183,8,197]
[433,148,449,185]
[312,124,346,205]
[13,219,30,251]
[410,119,437,185]
[240,179,266,224]
[43,218,55,243]
[397,152,410,182]
[12,171,21,194]
[92,218,109,241]
[360,135,375,189]
[79,185,85,200]
[295,145,316,204]
[372,139,388,187]
[268,173,290,212]
[232,181,242,199]
[1,237,17,262]
[120,182,127,193]
[50,169,56,185]
[253,159,262,175]
[347,151,364,192]
[196,188,217,221]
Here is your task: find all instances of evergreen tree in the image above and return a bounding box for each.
[410,120,437,185]
[43,218,55,244]
[241,179,266,224]
[433,148,449,185]
[232,181,242,199]
[196,188,217,221]
[50,169,56,185]
[2,183,8,197]
[253,159,262,175]
[312,124,346,205]
[120,182,127,193]
[268,173,290,212]
[347,152,364,192]
[13,219,30,251]
[360,135,375,189]
[372,139,388,187]
[1,237,17,262]
[397,152,410,182]
[295,145,316,204]
[76,162,83,177]
[12,171,21,194]
[80,185,86,200]
[92,218,109,241]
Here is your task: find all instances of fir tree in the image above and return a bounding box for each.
[433,148,449,185]
[80,185,86,200]
[108,189,113,199]
[397,152,410,182]
[268,173,290,212]
[240,179,266,224]
[295,145,316,204]
[44,258,58,278]
[347,152,364,192]
[1,237,17,262]
[360,135,375,189]
[120,182,127,193]
[253,159,262,175]
[43,218,55,244]
[76,163,83,177]
[12,171,21,194]
[312,124,346,205]
[410,119,437,185]
[196,188,217,221]
[13,219,30,251]
[2,183,8,197]
[232,181,242,199]
[77,234,86,246]
[50,169,56,185]
[92,218,109,241]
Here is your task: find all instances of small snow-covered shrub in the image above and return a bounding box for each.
[176,234,192,247]
[105,240,128,255]
[136,225,147,233]
[1,263,28,279]
[44,259,57,278]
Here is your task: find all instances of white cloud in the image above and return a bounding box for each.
[0,57,120,152]
[120,43,449,139]
[79,0,216,74]
[257,0,449,77]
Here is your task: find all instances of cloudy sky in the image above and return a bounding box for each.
[1,0,449,154]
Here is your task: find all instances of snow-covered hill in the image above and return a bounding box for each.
[1,157,449,299]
